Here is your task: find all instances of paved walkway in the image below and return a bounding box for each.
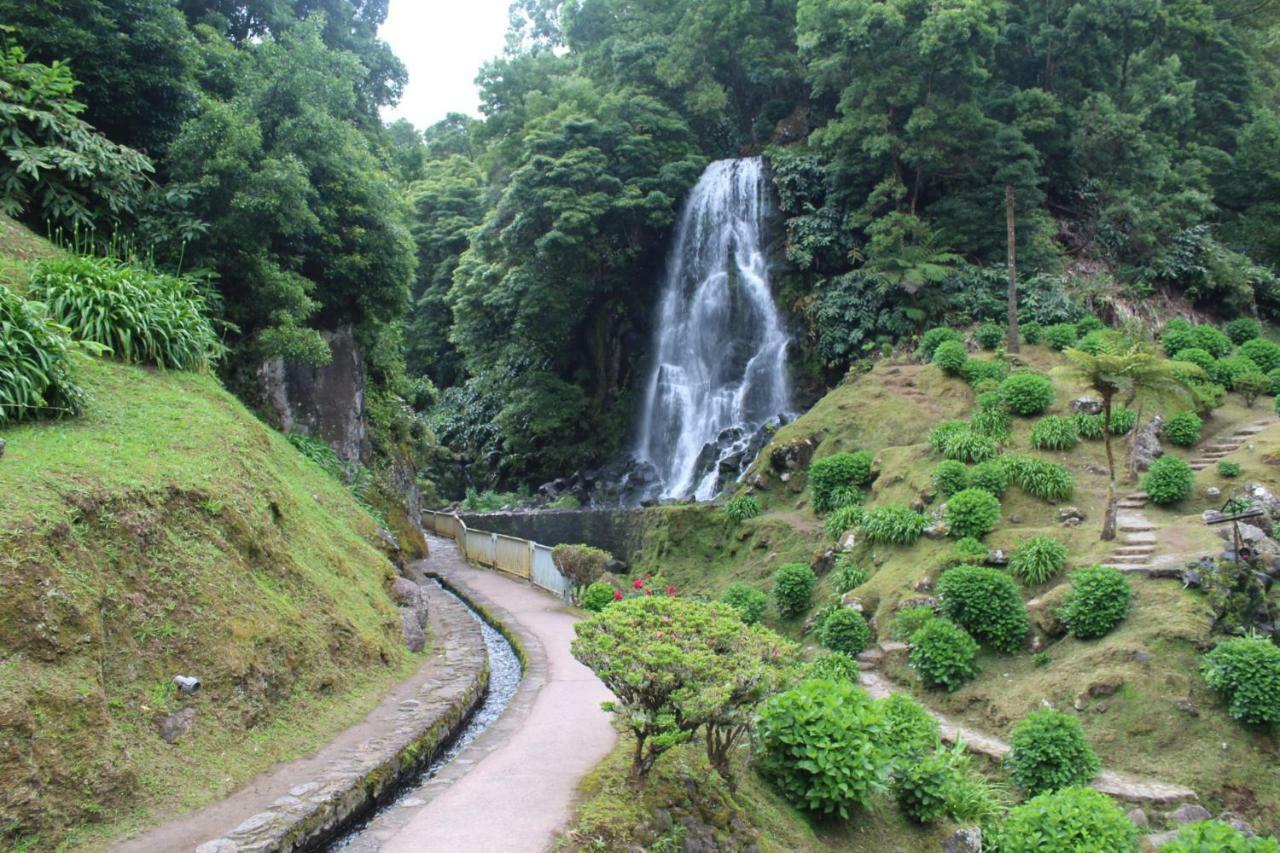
[378,533,616,853]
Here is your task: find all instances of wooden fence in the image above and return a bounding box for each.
[422,510,574,601]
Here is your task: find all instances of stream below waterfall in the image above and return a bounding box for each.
[325,580,522,851]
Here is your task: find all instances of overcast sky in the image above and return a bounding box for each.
[379,1,513,129]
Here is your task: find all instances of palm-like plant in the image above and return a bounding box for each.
[1065,346,1198,541]
[862,213,962,297]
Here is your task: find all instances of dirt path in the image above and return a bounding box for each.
[375,533,616,853]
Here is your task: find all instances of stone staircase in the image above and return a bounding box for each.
[1104,492,1159,574]
[1188,419,1272,472]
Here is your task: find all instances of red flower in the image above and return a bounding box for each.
[644,588,652,596]
[665,584,677,596]
[612,590,623,600]
[633,578,645,589]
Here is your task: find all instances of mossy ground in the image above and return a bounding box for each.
[0,213,60,295]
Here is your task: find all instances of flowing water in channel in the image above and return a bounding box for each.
[633,157,793,501]
[326,581,522,851]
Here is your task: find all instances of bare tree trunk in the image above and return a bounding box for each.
[1005,184,1020,354]
[1101,394,1117,541]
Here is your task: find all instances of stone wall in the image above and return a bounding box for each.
[457,508,656,565]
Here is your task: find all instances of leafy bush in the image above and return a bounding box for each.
[917,326,964,361]
[992,787,1136,852]
[828,484,865,509]
[1174,346,1216,372]
[928,420,970,453]
[817,608,872,655]
[1075,315,1105,335]
[1225,317,1262,345]
[969,459,1010,496]
[1042,323,1078,350]
[1163,411,1202,446]
[962,357,1010,386]
[1201,635,1280,725]
[950,536,990,564]
[1240,338,1280,373]
[31,256,225,371]
[809,451,874,512]
[0,285,85,422]
[1006,455,1075,502]
[1000,372,1055,415]
[725,494,761,522]
[1030,415,1079,450]
[943,429,1000,463]
[1189,324,1235,357]
[1235,371,1268,406]
[933,339,969,374]
[1165,820,1280,852]
[773,563,817,618]
[756,679,891,817]
[1214,354,1263,389]
[825,504,866,540]
[833,559,870,594]
[1267,368,1280,397]
[932,460,970,497]
[1020,321,1043,344]
[1009,536,1068,585]
[807,652,861,682]
[1142,455,1195,505]
[974,322,1004,349]
[552,544,614,589]
[859,504,928,545]
[582,581,617,612]
[909,618,979,691]
[970,404,1013,441]
[937,565,1029,652]
[722,582,768,624]
[894,605,939,640]
[1073,412,1104,440]
[1108,407,1137,435]
[945,488,1002,539]
[1218,461,1241,478]
[1059,565,1131,639]
[1076,329,1121,355]
[1006,708,1101,794]
[893,750,955,823]
[877,693,941,761]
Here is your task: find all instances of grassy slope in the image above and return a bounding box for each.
[0,220,416,848]
[634,346,1280,837]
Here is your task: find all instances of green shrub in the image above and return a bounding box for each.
[1214,354,1263,389]
[1267,368,1280,397]
[1189,324,1235,357]
[950,536,990,564]
[1073,412,1105,440]
[1235,371,1268,406]
[1163,411,1202,446]
[1218,461,1241,478]
[970,404,1013,441]
[1162,319,1194,356]
[943,429,1000,463]
[945,488,1002,539]
[893,750,955,823]
[962,357,1010,386]
[928,420,970,453]
[917,326,964,361]
[722,582,767,624]
[809,451,874,512]
[1020,321,1042,344]
[818,608,872,655]
[1042,323,1078,350]
[1030,415,1079,450]
[1142,455,1195,505]
[877,693,941,761]
[825,504,866,540]
[1108,407,1137,435]
[1240,338,1280,373]
[992,787,1136,853]
[828,484,865,509]
[725,494,761,522]
[1076,329,1119,355]
[933,339,969,374]
[807,652,860,682]
[833,559,870,594]
[582,581,617,612]
[1005,455,1074,502]
[1165,820,1280,852]
[937,565,1029,652]
[1006,708,1101,794]
[756,679,891,816]
[1201,635,1280,725]
[974,322,1004,349]
[1009,536,1068,585]
[31,256,225,371]
[1225,317,1262,345]
[859,504,928,545]
[909,618,979,691]
[1173,346,1216,372]
[552,544,614,589]
[1059,565,1131,639]
[999,372,1055,416]
[968,459,1010,496]
[932,460,970,497]
[773,563,817,618]
[0,284,85,422]
[1075,315,1105,335]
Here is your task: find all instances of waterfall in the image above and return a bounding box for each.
[633,157,793,502]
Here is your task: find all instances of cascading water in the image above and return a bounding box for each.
[633,157,793,502]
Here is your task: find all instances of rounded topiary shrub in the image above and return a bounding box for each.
[1190,324,1235,357]
[945,488,1002,539]
[1000,372,1055,416]
[825,504,866,540]
[968,459,1010,496]
[1235,371,1268,406]
[962,357,1009,387]
[833,559,870,594]
[809,451,874,512]
[859,504,927,545]
[1225,317,1262,345]
[932,460,970,497]
[1201,635,1280,725]
[942,429,1000,464]
[724,494,761,522]
[1267,368,1280,397]
[1218,461,1241,478]
[1163,411,1202,447]
[893,750,955,824]
[937,565,1029,652]
[950,536,989,565]
[1030,415,1079,451]
[1042,323,1078,351]
[772,563,816,618]
[909,618,979,691]
[817,608,872,655]
[1240,338,1280,373]
[1009,536,1068,585]
[1142,455,1195,505]
[1165,820,1280,852]
[1059,565,1131,639]
[807,652,860,683]
[992,787,1136,853]
[1075,315,1105,335]
[877,693,941,762]
[974,322,1004,349]
[1006,708,1101,794]
[755,679,890,817]
[721,582,768,625]
[1020,321,1043,344]
[1174,346,1216,373]
[553,543,615,589]
[582,581,617,612]
[933,339,969,375]
[917,326,964,361]
[1214,355,1263,389]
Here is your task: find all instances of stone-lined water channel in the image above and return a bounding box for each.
[327,581,522,851]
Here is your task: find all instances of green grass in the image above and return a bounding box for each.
[0,213,61,295]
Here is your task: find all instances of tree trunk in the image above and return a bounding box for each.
[1006,184,1020,353]
[1101,393,1117,542]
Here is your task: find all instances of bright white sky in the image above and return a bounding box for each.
[379,1,513,129]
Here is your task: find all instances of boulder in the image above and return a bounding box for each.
[1071,398,1104,415]
[1205,487,1221,500]
[1167,803,1212,825]
[942,827,982,853]
[770,438,817,473]
[896,596,940,612]
[987,549,1010,566]
[400,608,426,652]
[1127,414,1165,476]
[1127,808,1149,827]
[391,577,429,628]
[1058,506,1087,524]
[811,548,839,576]
[1027,585,1071,639]
[1217,812,1256,837]
[924,522,949,540]
[1141,830,1181,850]
[158,707,197,744]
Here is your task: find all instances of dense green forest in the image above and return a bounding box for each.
[4,0,1280,489]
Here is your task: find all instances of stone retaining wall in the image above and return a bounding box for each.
[456,507,655,564]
